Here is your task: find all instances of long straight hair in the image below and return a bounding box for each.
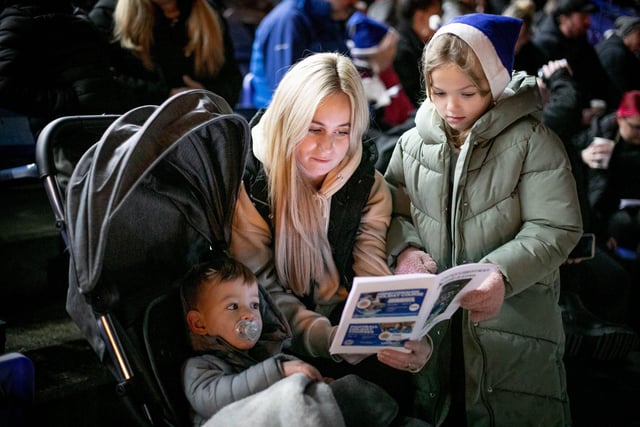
[260,52,369,296]
[114,0,225,78]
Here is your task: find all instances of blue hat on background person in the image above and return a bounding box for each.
[427,13,523,100]
[346,11,397,58]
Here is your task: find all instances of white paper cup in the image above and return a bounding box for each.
[591,137,615,169]
[590,99,607,116]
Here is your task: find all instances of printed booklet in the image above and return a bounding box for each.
[329,263,498,354]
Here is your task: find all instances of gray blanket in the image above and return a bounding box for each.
[203,373,345,427]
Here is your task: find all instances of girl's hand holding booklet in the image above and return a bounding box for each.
[329,263,498,354]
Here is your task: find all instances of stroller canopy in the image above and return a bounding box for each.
[65,90,250,355]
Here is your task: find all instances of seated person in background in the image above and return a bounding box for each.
[346,11,415,131]
[441,0,484,25]
[92,0,242,107]
[596,16,640,97]
[572,91,640,326]
[221,0,275,78]
[0,0,137,140]
[532,0,621,121]
[392,0,443,109]
[593,91,640,268]
[181,255,400,427]
[248,0,359,108]
[574,91,640,218]
[502,0,548,76]
[538,59,634,335]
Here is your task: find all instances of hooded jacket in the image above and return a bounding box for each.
[230,119,392,358]
[0,0,136,135]
[385,73,582,426]
[596,32,640,96]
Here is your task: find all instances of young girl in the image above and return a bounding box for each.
[385,14,582,426]
[230,52,432,417]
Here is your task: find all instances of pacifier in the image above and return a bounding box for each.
[234,319,260,341]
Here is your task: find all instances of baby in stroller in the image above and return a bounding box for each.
[180,254,401,427]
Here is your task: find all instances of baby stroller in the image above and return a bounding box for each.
[35,90,251,426]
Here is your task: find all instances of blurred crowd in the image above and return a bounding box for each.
[1,0,639,387]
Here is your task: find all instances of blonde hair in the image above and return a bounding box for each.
[113,0,225,78]
[423,33,491,142]
[503,0,535,31]
[260,52,369,296]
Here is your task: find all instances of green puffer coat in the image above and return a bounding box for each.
[385,72,582,427]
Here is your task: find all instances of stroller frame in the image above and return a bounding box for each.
[35,90,251,426]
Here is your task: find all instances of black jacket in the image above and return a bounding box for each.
[0,0,136,134]
[88,0,242,107]
[596,32,640,96]
[532,13,621,110]
[394,23,425,108]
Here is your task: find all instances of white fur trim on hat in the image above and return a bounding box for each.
[428,14,522,100]
[437,23,510,99]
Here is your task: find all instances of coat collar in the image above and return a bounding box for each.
[415,71,541,146]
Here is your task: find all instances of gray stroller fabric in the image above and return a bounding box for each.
[64,90,250,357]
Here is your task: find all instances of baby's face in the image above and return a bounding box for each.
[198,278,262,350]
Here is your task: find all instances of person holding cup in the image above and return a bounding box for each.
[592,91,640,265]
[583,136,615,169]
[574,91,640,208]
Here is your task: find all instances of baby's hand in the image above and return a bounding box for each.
[282,360,323,381]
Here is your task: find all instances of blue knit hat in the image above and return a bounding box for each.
[429,13,522,100]
[346,11,392,56]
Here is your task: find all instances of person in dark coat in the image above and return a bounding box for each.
[502,0,548,75]
[532,0,621,119]
[89,0,242,107]
[393,0,443,108]
[592,91,640,259]
[0,0,137,137]
[596,15,640,97]
[538,59,634,335]
[590,90,640,331]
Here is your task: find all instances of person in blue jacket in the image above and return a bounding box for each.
[249,0,359,108]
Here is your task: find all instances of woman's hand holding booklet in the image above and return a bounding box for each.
[329,263,498,354]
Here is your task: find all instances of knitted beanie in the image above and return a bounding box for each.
[428,13,522,100]
[346,11,393,57]
[616,90,640,117]
[615,16,640,38]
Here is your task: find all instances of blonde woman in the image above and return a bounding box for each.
[110,0,241,105]
[230,52,432,417]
